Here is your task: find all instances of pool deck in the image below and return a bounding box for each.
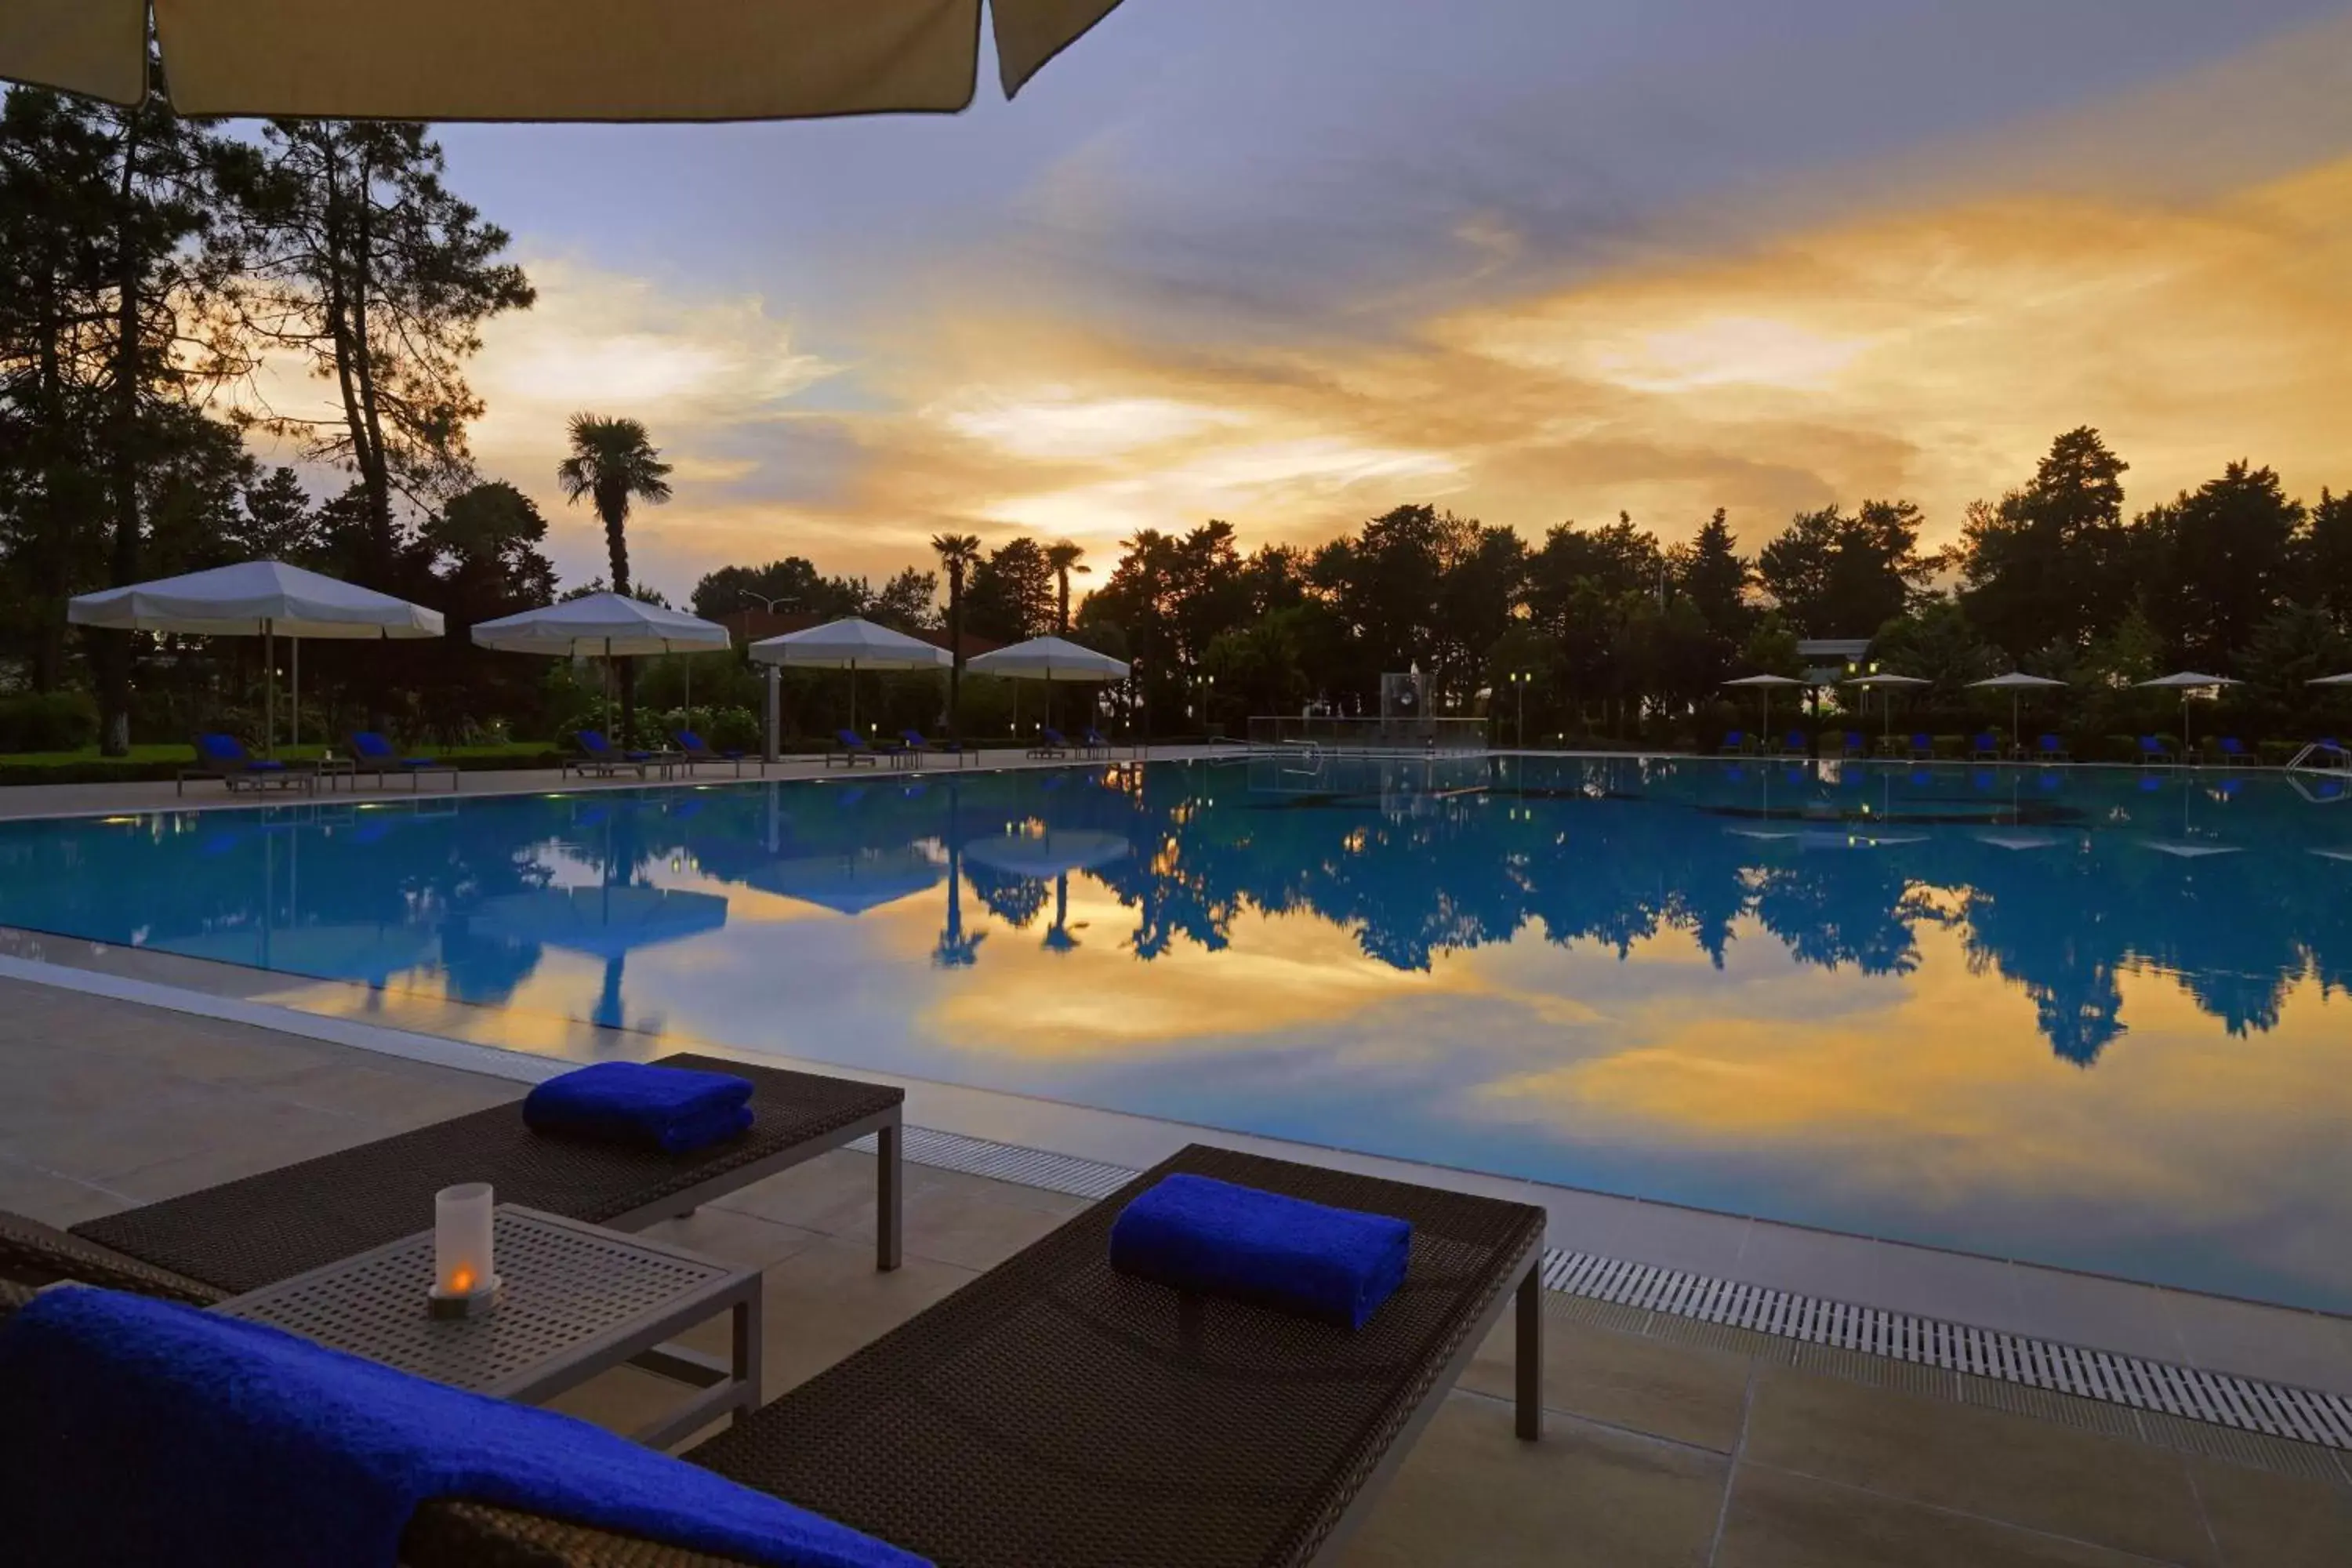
[0,741,1196,821]
[5,973,2350,1566]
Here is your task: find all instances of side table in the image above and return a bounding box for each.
[217,1205,761,1449]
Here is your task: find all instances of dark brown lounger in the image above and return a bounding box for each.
[407,1144,1548,1568]
[68,1054,905,1296]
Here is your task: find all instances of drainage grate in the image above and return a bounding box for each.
[855,1126,2352,1453]
[1541,1247,2352,1451]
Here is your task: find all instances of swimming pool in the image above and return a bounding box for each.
[6,755,2350,1310]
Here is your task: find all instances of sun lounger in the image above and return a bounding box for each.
[2037,733,2070,762]
[1969,732,2001,762]
[70,1055,906,1295]
[564,729,653,780]
[829,729,884,769]
[899,730,968,768]
[673,731,755,776]
[347,730,462,791]
[403,1143,1547,1568]
[1080,726,1114,758]
[2137,735,2172,765]
[2209,735,2252,767]
[177,732,316,797]
[1030,727,1071,759]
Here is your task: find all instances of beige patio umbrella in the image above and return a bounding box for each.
[0,1,1125,119]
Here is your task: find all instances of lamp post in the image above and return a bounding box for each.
[1508,670,1530,749]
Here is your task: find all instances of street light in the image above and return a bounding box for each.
[1508,670,1532,749]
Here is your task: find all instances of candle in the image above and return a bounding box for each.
[432,1183,496,1306]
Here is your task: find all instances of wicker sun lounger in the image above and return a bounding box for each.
[400,1144,1548,1568]
[68,1054,905,1296]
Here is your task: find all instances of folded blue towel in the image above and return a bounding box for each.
[0,1287,928,1568]
[1108,1173,1413,1330]
[523,1062,757,1154]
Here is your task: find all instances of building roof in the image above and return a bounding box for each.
[1796,637,1872,660]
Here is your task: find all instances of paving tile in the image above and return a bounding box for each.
[1735,1222,1887,1303]
[2161,1290,2352,1396]
[1860,1240,2021,1327]
[2006,1265,2187,1365]
[97,1103,387,1199]
[1338,1396,1728,1568]
[640,1207,826,1272]
[1563,1196,1753,1276]
[748,1236,978,1400]
[709,1148,900,1236]
[1461,1314,1754,1452]
[1742,1366,2212,1566]
[2189,1454,2352,1567]
[1718,1461,2196,1567]
[252,1059,518,1127]
[819,1171,1080,1272]
[0,1153,129,1226]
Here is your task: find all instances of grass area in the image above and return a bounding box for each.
[0,739,562,786]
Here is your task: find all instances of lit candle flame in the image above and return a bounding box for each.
[448,1266,474,1294]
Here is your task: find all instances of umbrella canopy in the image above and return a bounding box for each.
[68,559,443,753]
[468,885,728,959]
[962,829,1131,878]
[747,618,950,671]
[2309,673,2352,687]
[1969,672,2068,691]
[965,636,1131,682]
[471,593,728,658]
[1722,674,1807,688]
[1839,671,1930,746]
[1969,671,2068,747]
[2138,671,2240,690]
[67,559,442,639]
[749,617,951,733]
[2,0,1124,121]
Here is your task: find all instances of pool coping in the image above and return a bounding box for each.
[5,926,2350,1403]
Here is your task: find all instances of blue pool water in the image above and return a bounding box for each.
[5,756,2351,1310]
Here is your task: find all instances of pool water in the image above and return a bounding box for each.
[6,755,2352,1310]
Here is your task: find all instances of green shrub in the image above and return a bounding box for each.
[0,691,99,754]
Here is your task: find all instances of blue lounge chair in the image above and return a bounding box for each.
[672,731,753,776]
[1080,726,1114,758]
[829,729,880,768]
[1969,732,2001,762]
[178,733,314,797]
[899,729,967,768]
[2037,733,2070,762]
[2136,735,2172,766]
[1780,730,1808,757]
[1907,733,1935,762]
[1719,729,1748,756]
[1030,727,1071,759]
[347,731,460,792]
[564,730,652,779]
[1834,731,1865,760]
[2209,735,2252,767]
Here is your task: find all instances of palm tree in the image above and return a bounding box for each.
[1042,541,1090,731]
[557,414,672,739]
[1044,540,1089,636]
[931,532,982,735]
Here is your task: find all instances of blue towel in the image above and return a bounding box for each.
[0,1287,927,1568]
[523,1061,757,1154]
[1108,1173,1412,1330]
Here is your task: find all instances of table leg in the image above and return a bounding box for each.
[1516,1261,1544,1440]
[733,1276,763,1424]
[877,1116,902,1272]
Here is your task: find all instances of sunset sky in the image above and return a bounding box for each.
[410,0,2352,601]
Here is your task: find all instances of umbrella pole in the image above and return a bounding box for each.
[263,623,276,757]
[291,638,299,749]
[850,661,858,734]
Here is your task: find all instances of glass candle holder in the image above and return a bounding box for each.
[429,1182,499,1316]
